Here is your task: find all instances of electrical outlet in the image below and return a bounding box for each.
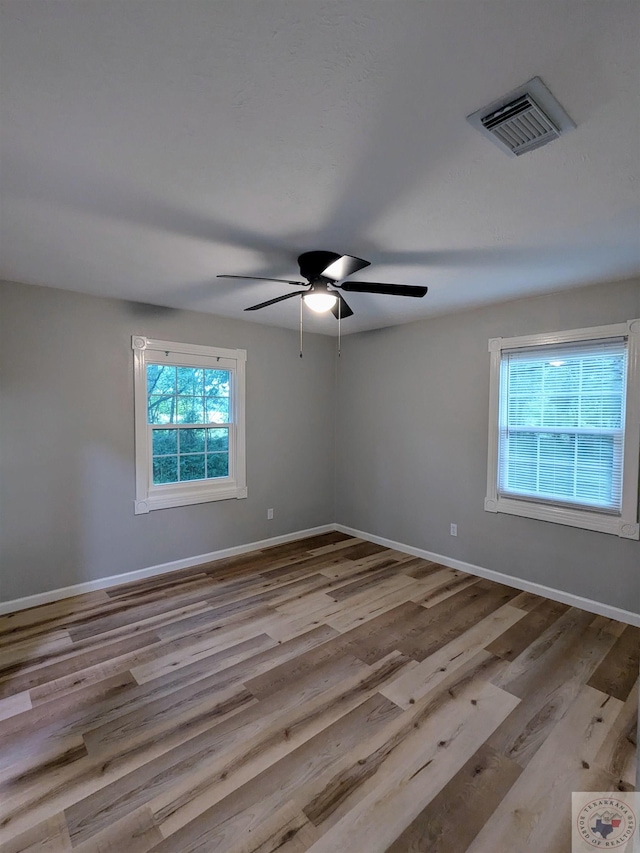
[267,508,274,520]
[450,523,458,537]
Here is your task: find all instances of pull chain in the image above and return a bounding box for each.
[299,295,303,358]
[338,296,341,357]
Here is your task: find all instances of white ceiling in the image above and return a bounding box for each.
[1,1,639,335]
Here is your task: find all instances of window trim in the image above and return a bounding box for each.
[485,320,640,539]
[132,336,247,514]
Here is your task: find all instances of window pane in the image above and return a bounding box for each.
[576,465,614,505]
[205,397,230,423]
[206,427,229,451]
[152,428,177,455]
[538,432,575,462]
[180,428,205,454]
[579,395,624,429]
[505,457,537,493]
[507,396,542,427]
[153,455,178,484]
[577,434,615,464]
[541,396,580,428]
[507,432,537,456]
[207,452,229,478]
[205,369,230,397]
[538,467,574,498]
[581,355,625,392]
[177,367,204,396]
[536,434,575,500]
[147,364,176,396]
[148,395,177,424]
[177,396,205,424]
[502,431,536,493]
[180,454,206,481]
[575,436,618,506]
[508,362,543,395]
[541,360,579,391]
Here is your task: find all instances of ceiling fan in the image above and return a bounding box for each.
[217,251,428,318]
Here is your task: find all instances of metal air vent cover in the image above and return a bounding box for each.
[467,77,575,156]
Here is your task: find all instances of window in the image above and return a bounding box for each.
[133,336,246,513]
[485,320,639,538]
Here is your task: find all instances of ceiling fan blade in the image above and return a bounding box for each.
[218,274,304,286]
[331,292,354,319]
[321,254,370,281]
[340,281,428,298]
[244,291,305,311]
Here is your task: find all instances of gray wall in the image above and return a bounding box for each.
[335,278,640,615]
[0,280,336,601]
[3,277,639,613]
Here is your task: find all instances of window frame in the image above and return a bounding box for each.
[132,336,247,514]
[485,320,640,539]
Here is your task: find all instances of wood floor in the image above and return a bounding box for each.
[0,533,637,853]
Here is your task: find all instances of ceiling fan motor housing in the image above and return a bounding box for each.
[298,251,342,280]
[306,280,334,295]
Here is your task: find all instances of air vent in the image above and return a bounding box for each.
[467,77,575,156]
[481,94,559,155]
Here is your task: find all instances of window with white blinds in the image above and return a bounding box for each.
[498,339,627,513]
[485,320,639,539]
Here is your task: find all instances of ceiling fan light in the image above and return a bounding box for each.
[303,291,338,313]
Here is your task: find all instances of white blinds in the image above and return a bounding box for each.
[498,338,628,513]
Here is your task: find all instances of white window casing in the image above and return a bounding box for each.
[133,336,247,514]
[485,320,640,539]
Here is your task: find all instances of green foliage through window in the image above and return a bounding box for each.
[147,365,230,425]
[148,365,231,485]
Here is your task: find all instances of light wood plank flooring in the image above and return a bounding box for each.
[0,532,637,852]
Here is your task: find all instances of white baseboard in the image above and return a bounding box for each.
[3,521,638,628]
[0,525,335,616]
[335,524,640,628]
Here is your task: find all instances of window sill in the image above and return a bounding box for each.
[484,495,639,539]
[135,484,248,514]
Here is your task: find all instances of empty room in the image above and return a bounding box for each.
[0,1,638,851]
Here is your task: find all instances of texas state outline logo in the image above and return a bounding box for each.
[572,792,638,851]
